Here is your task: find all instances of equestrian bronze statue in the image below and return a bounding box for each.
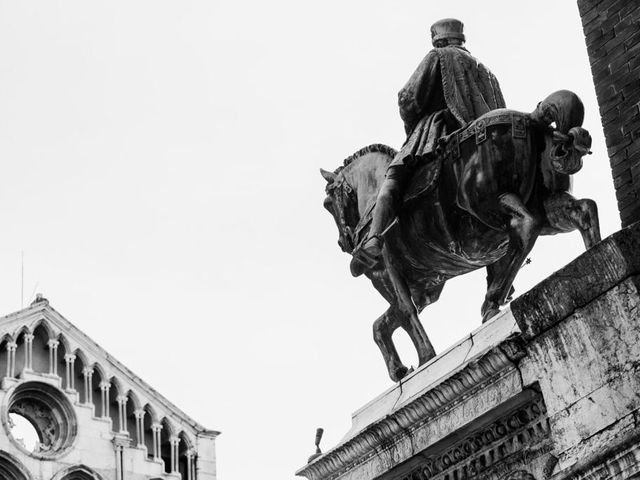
[322,89,599,382]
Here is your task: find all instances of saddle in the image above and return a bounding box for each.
[351,111,530,258]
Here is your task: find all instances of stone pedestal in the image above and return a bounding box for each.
[297,222,640,480]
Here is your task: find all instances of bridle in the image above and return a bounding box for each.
[326,175,358,253]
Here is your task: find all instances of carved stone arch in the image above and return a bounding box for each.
[0,333,14,380]
[51,464,104,480]
[142,403,159,459]
[0,450,32,480]
[108,377,124,430]
[29,317,57,340]
[13,326,31,375]
[55,334,70,385]
[160,417,175,473]
[178,430,195,478]
[30,322,51,373]
[121,389,138,437]
[72,349,89,402]
[90,363,107,417]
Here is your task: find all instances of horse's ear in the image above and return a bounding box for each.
[320,168,337,184]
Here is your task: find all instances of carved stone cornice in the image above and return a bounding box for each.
[398,396,551,480]
[297,337,526,480]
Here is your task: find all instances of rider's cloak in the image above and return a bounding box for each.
[392,45,505,168]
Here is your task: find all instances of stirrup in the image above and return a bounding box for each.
[350,238,382,277]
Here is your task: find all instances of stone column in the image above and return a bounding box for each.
[5,342,17,378]
[170,436,180,473]
[82,367,93,404]
[113,435,130,480]
[577,0,640,227]
[186,449,195,480]
[64,354,76,390]
[151,423,162,461]
[47,339,59,375]
[116,395,128,434]
[23,333,34,371]
[100,381,111,418]
[134,409,145,447]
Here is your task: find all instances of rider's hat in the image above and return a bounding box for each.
[430,18,465,46]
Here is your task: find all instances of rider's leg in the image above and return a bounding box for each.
[362,165,411,255]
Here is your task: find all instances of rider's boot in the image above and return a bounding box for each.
[350,235,383,277]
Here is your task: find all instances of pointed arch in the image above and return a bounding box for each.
[29,318,56,339]
[13,324,31,338]
[31,323,50,373]
[0,335,11,380]
[142,403,158,459]
[160,417,175,473]
[143,403,159,424]
[13,326,31,375]
[90,363,107,417]
[108,377,124,430]
[178,430,195,478]
[126,389,142,411]
[72,350,88,403]
[51,464,104,480]
[56,335,69,386]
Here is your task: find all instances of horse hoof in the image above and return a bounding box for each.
[482,308,500,323]
[390,365,409,382]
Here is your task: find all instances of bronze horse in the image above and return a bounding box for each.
[321,90,600,382]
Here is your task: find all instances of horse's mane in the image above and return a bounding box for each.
[333,143,397,175]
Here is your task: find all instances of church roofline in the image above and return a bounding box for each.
[0,300,220,438]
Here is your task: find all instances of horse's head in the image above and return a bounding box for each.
[321,168,358,253]
[533,90,592,175]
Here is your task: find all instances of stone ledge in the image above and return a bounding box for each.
[511,221,640,339]
[296,311,525,480]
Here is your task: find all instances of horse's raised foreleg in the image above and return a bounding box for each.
[384,251,436,369]
[542,192,601,249]
[482,193,541,322]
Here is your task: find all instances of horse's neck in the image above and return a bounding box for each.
[345,153,390,216]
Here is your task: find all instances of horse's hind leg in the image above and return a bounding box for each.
[543,192,601,249]
[373,307,408,382]
[482,193,541,322]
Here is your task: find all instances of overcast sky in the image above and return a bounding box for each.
[0,2,619,479]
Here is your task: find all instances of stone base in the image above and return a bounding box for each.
[297,222,640,480]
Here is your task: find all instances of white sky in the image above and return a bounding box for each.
[0,2,619,479]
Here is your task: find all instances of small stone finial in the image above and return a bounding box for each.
[307,427,324,463]
[31,293,49,306]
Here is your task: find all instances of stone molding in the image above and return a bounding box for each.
[298,338,526,480]
[511,221,640,339]
[398,396,551,480]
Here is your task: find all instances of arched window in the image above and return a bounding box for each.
[160,418,174,474]
[72,352,87,403]
[0,335,12,381]
[30,324,50,373]
[56,336,70,386]
[125,390,139,440]
[178,432,196,479]
[90,365,105,417]
[142,404,157,460]
[14,329,29,375]
[52,465,103,480]
[0,451,31,480]
[108,379,122,431]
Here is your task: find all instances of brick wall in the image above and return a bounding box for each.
[578,0,640,227]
